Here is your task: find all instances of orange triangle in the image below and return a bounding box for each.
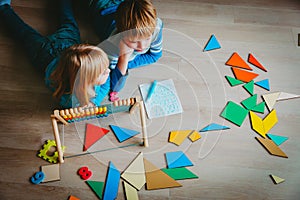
[143,158,182,190]
[248,53,267,72]
[226,52,252,70]
[232,67,259,83]
[84,124,110,151]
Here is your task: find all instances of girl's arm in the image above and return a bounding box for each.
[90,76,111,106]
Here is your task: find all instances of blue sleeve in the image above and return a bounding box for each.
[110,67,129,92]
[90,76,111,106]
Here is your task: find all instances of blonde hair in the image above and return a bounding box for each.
[115,0,157,38]
[50,44,109,106]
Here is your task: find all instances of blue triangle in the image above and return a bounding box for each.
[255,79,270,91]
[200,123,230,132]
[109,125,140,142]
[103,161,120,200]
[266,134,288,146]
[203,34,221,51]
[165,151,193,168]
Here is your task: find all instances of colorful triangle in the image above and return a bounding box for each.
[243,80,255,95]
[241,94,257,110]
[225,76,244,86]
[161,167,198,180]
[199,123,230,132]
[143,158,182,190]
[226,52,252,70]
[165,151,193,169]
[103,161,121,200]
[86,181,104,200]
[123,181,139,200]
[84,124,110,151]
[277,92,300,101]
[266,134,288,146]
[270,174,285,184]
[252,101,265,113]
[188,130,201,142]
[262,92,280,111]
[109,125,140,142]
[68,195,80,200]
[248,53,267,72]
[169,130,193,146]
[249,110,278,138]
[255,79,270,91]
[232,67,259,83]
[203,34,221,51]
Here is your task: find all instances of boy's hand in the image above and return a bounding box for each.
[119,39,134,59]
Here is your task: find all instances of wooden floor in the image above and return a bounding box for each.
[1,0,300,199]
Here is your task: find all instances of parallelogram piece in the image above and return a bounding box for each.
[188,130,201,142]
[226,52,252,70]
[123,181,139,200]
[249,110,278,138]
[255,137,288,158]
[103,161,121,200]
[169,130,193,146]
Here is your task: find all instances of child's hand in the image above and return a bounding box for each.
[119,39,134,59]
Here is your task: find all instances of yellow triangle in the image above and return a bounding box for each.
[262,92,280,111]
[263,110,278,134]
[270,174,285,184]
[123,181,139,200]
[169,130,193,145]
[188,130,201,142]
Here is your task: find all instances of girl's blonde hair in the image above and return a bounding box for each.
[50,44,109,106]
[115,0,157,38]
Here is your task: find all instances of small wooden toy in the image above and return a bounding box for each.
[203,34,221,51]
[41,164,60,182]
[200,123,230,132]
[262,92,280,111]
[102,162,121,200]
[86,181,104,199]
[255,79,270,91]
[123,181,139,200]
[243,80,254,95]
[161,167,198,180]
[188,131,201,142]
[221,101,249,126]
[169,130,194,145]
[248,53,267,72]
[165,151,193,169]
[241,94,258,110]
[231,67,259,83]
[225,76,244,87]
[84,124,109,151]
[30,171,45,184]
[226,52,252,70]
[68,195,80,200]
[109,125,140,143]
[249,110,278,138]
[266,134,288,146]
[255,137,288,158]
[38,140,65,164]
[277,92,300,101]
[78,166,92,180]
[270,174,285,184]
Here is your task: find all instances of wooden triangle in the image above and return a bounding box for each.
[165,151,193,168]
[161,167,198,180]
[243,80,255,95]
[255,137,288,158]
[169,130,193,145]
[109,125,140,142]
[123,181,139,200]
[225,76,244,86]
[252,101,265,113]
[255,79,270,91]
[226,52,252,70]
[103,162,121,200]
[188,130,201,142]
[270,174,285,184]
[267,133,288,146]
[121,152,146,190]
[143,158,182,190]
[241,94,257,110]
[232,67,259,83]
[248,53,267,72]
[68,195,80,200]
[277,92,300,101]
[84,124,110,151]
[86,181,104,199]
[262,92,280,111]
[203,34,221,51]
[200,123,230,132]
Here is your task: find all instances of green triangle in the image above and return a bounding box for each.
[241,94,257,110]
[86,181,104,199]
[252,101,265,113]
[243,80,254,95]
[161,167,198,180]
[225,76,244,86]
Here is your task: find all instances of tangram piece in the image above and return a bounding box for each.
[243,80,254,95]
[86,181,104,200]
[68,195,80,200]
[169,130,193,145]
[255,137,288,158]
[199,123,230,132]
[262,92,280,111]
[270,174,285,184]
[255,79,270,91]
[226,52,252,70]
[109,125,140,143]
[220,101,248,126]
[123,181,139,200]
[252,102,265,114]
[225,76,244,86]
[248,53,267,72]
[165,151,193,169]
[203,34,221,51]
[241,94,257,110]
[188,130,201,142]
[143,158,182,190]
[277,92,300,101]
[41,164,60,183]
[84,124,110,151]
[161,167,198,180]
[121,152,146,190]
[266,133,288,146]
[249,110,278,138]
[232,67,259,83]
[103,161,121,200]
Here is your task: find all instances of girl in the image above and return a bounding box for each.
[0,0,110,108]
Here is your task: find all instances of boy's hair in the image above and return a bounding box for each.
[50,44,109,106]
[115,0,157,38]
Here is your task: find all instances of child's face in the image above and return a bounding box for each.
[95,68,110,85]
[123,35,152,52]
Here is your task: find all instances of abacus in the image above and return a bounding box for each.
[51,97,148,163]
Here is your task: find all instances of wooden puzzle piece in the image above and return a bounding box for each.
[165,151,193,169]
[169,130,193,145]
[241,94,258,110]
[143,158,182,190]
[249,110,278,138]
[263,110,278,134]
[255,79,270,91]
[262,92,280,111]
[270,174,285,184]
[226,52,252,70]
[78,166,92,180]
[243,80,254,95]
[248,53,267,72]
[38,140,66,164]
[251,102,265,114]
[109,125,140,143]
[199,123,230,132]
[123,181,139,200]
[188,130,201,142]
[30,171,45,184]
[84,124,110,151]
[68,195,80,200]
[266,134,288,146]
[121,152,146,190]
[86,181,104,199]
[103,161,121,200]
[221,101,249,126]
[203,34,221,51]
[41,164,60,183]
[277,92,300,101]
[232,67,259,83]
[161,167,198,180]
[255,137,288,158]
[225,76,244,86]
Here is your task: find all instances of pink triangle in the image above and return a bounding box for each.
[84,124,110,151]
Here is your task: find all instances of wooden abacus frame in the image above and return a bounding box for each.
[50,97,148,163]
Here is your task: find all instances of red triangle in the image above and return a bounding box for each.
[226,52,252,70]
[84,124,110,151]
[248,53,267,72]
[232,67,259,83]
